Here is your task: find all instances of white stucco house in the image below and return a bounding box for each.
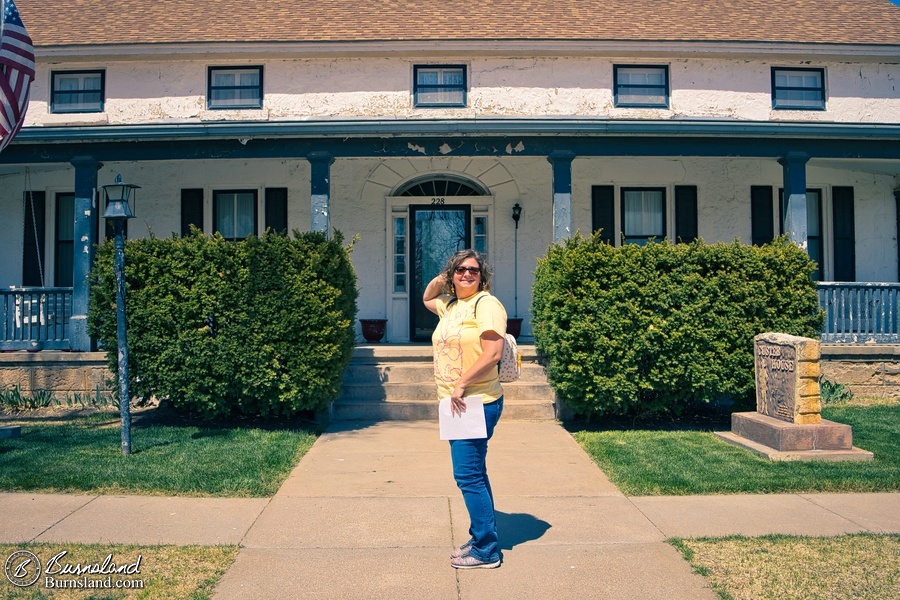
[1,0,899,350]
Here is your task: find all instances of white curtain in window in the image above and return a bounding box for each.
[213,73,237,87]
[57,76,79,91]
[775,70,822,105]
[617,67,665,104]
[213,70,260,106]
[215,192,256,239]
[619,68,664,86]
[417,68,463,105]
[83,75,101,91]
[624,190,663,242]
[418,69,439,86]
[235,193,255,238]
[806,191,820,237]
[56,75,95,109]
[239,71,259,102]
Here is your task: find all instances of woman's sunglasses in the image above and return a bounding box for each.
[454,266,481,275]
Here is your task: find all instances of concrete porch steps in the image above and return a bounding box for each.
[333,343,559,421]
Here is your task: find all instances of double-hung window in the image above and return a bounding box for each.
[779,189,823,280]
[413,65,466,107]
[622,188,666,245]
[214,190,257,240]
[614,65,669,108]
[772,67,825,110]
[208,66,263,109]
[50,70,105,113]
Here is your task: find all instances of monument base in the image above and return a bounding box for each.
[715,412,872,462]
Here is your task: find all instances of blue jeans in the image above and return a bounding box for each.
[449,396,503,562]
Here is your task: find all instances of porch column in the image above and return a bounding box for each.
[548,150,576,243]
[895,190,900,282]
[308,151,334,234]
[778,153,810,251]
[69,156,103,351]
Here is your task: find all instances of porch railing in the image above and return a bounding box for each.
[1,283,896,349]
[818,282,900,344]
[0,287,73,351]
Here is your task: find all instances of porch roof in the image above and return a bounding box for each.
[2,119,898,178]
[19,0,900,48]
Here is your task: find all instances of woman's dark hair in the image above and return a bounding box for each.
[441,249,492,295]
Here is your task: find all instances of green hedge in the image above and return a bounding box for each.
[531,235,823,417]
[88,229,358,418]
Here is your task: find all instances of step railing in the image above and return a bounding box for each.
[818,282,900,344]
[1,287,73,350]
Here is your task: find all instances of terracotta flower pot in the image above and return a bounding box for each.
[360,319,388,343]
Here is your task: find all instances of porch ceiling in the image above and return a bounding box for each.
[817,158,900,178]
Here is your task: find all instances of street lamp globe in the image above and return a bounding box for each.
[100,174,140,220]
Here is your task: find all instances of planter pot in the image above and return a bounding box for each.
[360,319,388,343]
[506,318,523,340]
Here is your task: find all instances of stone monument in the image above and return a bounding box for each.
[715,332,873,461]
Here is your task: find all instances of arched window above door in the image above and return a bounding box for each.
[396,176,487,197]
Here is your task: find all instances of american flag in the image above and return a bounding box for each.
[0,0,34,153]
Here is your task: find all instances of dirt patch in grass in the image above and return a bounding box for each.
[672,534,900,600]
[825,396,900,408]
[0,543,238,599]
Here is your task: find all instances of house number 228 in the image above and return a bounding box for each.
[431,197,445,205]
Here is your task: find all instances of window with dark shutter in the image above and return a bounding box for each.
[832,187,856,282]
[55,193,75,287]
[265,188,288,235]
[22,191,46,287]
[751,186,774,246]
[674,185,698,243]
[591,185,615,245]
[181,189,204,236]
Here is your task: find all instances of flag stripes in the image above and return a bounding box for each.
[0,0,34,153]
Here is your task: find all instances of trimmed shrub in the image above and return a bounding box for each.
[88,229,358,418]
[531,235,823,417]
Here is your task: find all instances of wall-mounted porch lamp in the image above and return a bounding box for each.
[99,174,140,456]
[512,203,522,318]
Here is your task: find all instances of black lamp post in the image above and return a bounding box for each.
[512,203,522,317]
[100,174,140,456]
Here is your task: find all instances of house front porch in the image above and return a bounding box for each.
[2,283,899,402]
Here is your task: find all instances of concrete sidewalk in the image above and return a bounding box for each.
[1,420,898,599]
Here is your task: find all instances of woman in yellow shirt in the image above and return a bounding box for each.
[423,249,507,569]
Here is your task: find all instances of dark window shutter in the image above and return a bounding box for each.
[591,185,615,244]
[832,186,856,282]
[674,185,698,243]
[265,187,288,234]
[751,186,774,245]
[181,189,204,236]
[22,191,46,287]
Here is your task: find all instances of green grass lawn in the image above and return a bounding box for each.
[571,399,900,496]
[0,411,318,497]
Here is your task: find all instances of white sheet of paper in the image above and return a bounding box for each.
[439,395,487,440]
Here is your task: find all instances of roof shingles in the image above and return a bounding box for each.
[17,0,900,47]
